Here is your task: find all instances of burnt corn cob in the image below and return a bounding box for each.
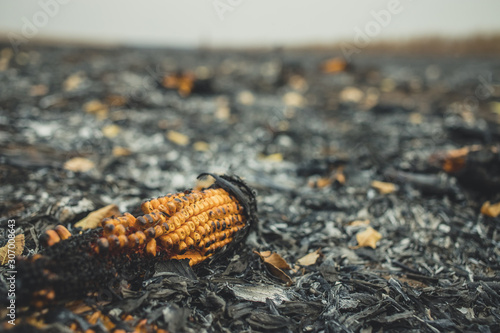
[97,179,250,265]
[16,173,257,307]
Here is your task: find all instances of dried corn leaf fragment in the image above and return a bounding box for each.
[355,227,382,249]
[255,251,292,285]
[480,201,500,218]
[371,180,397,194]
[75,204,121,230]
[297,249,321,266]
[0,234,25,265]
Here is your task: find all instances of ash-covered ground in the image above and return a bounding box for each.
[1,44,500,332]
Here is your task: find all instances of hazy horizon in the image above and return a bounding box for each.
[1,0,500,48]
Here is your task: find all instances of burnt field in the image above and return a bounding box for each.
[1,44,500,332]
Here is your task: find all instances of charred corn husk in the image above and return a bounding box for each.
[16,173,257,306]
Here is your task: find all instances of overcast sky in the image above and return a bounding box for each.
[1,0,500,48]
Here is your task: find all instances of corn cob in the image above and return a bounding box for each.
[97,185,248,265]
[17,173,257,307]
[41,173,257,266]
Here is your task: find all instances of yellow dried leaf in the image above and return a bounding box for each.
[167,130,189,146]
[258,251,291,270]
[255,251,292,285]
[102,124,121,138]
[75,204,121,230]
[297,249,321,266]
[371,180,397,194]
[0,234,25,265]
[356,227,382,249]
[64,157,95,172]
[481,201,500,218]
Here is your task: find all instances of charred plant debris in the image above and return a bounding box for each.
[0,44,500,332]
